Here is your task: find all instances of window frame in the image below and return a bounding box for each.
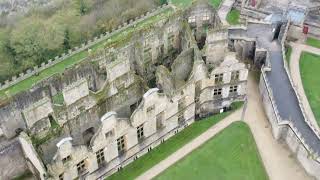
[137,124,144,141]
[96,148,105,167]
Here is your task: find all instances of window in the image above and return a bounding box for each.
[188,16,196,23]
[96,149,105,167]
[213,88,222,96]
[59,173,64,180]
[156,112,165,130]
[202,12,210,21]
[105,130,113,139]
[229,86,238,93]
[144,47,152,61]
[117,136,126,154]
[178,98,185,111]
[214,74,223,83]
[147,105,155,113]
[137,124,144,141]
[168,34,175,45]
[231,71,240,81]
[62,155,71,164]
[178,114,185,125]
[76,160,86,174]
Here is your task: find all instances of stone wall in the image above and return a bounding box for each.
[0,4,171,93]
[0,139,28,180]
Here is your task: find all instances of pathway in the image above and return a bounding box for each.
[136,108,242,180]
[289,42,320,132]
[136,72,311,180]
[243,72,311,180]
[218,0,235,26]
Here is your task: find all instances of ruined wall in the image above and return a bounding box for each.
[0,139,28,180]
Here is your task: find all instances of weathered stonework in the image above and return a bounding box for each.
[0,2,249,179]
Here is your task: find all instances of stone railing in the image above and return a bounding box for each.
[280,22,320,140]
[261,21,320,163]
[262,64,320,162]
[260,69,281,123]
[0,4,171,92]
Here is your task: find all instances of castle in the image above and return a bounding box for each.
[0,2,248,179]
[1,0,320,179]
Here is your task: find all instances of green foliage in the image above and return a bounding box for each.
[285,46,292,66]
[300,52,320,126]
[9,15,64,65]
[155,122,268,180]
[0,8,173,99]
[160,0,168,5]
[306,37,320,49]
[31,119,62,148]
[12,170,33,180]
[107,102,243,180]
[227,9,240,25]
[0,0,160,84]
[52,92,64,105]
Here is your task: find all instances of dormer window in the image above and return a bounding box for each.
[202,12,210,21]
[62,155,71,164]
[105,130,113,139]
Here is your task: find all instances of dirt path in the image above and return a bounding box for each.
[289,42,320,132]
[243,72,311,180]
[135,72,311,180]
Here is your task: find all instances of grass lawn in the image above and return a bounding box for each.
[227,9,240,25]
[285,46,292,66]
[170,0,222,8]
[0,8,173,100]
[306,37,320,49]
[300,52,320,126]
[107,102,243,180]
[155,121,268,180]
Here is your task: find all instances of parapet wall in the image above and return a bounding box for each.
[0,4,171,94]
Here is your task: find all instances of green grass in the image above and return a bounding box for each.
[227,9,240,25]
[170,0,222,8]
[306,37,320,49]
[0,8,173,100]
[285,46,292,66]
[209,0,223,8]
[300,52,320,126]
[155,121,268,180]
[107,102,243,180]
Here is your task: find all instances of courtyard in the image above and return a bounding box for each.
[300,51,320,126]
[154,122,268,180]
[107,102,243,180]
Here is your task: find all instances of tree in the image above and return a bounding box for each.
[160,0,168,5]
[63,29,71,52]
[9,16,64,66]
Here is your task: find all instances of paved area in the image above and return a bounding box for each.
[230,23,320,155]
[244,72,311,180]
[217,0,235,26]
[136,72,311,180]
[289,42,320,132]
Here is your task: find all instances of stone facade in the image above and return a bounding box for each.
[0,2,248,179]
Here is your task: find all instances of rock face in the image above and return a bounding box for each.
[0,2,249,179]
